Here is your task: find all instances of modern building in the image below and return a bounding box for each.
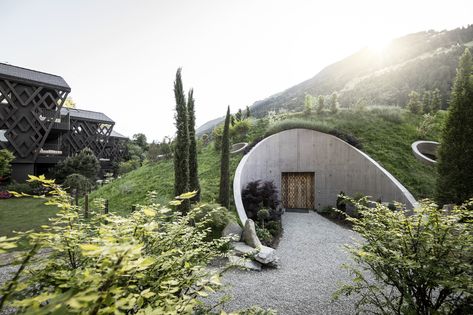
[233,128,417,224]
[0,63,128,181]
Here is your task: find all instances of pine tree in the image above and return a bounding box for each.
[316,95,325,114]
[330,92,339,114]
[235,109,243,121]
[431,88,441,112]
[187,88,200,202]
[173,68,190,213]
[245,106,251,118]
[407,91,422,114]
[436,49,473,205]
[219,106,231,209]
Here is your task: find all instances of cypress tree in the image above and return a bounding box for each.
[422,90,432,114]
[219,106,231,209]
[436,49,473,205]
[245,106,251,118]
[187,88,200,202]
[173,68,190,213]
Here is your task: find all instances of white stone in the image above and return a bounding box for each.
[242,219,262,248]
[228,255,262,271]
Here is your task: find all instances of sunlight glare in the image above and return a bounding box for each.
[368,38,391,53]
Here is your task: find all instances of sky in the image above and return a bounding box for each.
[1,0,472,141]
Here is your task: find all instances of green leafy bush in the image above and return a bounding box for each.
[0,149,14,178]
[118,159,141,175]
[1,176,233,314]
[193,203,232,240]
[335,198,473,314]
[53,148,100,183]
[256,227,272,244]
[63,173,92,195]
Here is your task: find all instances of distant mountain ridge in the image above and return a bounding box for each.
[197,24,473,135]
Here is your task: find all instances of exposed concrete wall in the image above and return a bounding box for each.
[233,129,417,224]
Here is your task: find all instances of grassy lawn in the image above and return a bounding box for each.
[0,197,57,237]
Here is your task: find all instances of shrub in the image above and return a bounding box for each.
[335,198,473,314]
[6,182,34,195]
[0,149,14,178]
[118,159,140,175]
[1,176,233,314]
[53,148,100,183]
[266,220,282,237]
[192,203,232,240]
[63,173,92,195]
[242,180,281,221]
[256,227,272,245]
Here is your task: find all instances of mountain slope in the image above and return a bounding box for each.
[197,25,473,134]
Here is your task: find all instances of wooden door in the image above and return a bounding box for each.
[281,172,315,209]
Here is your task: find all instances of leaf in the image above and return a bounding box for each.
[169,200,182,206]
[178,191,198,200]
[79,244,100,251]
[143,208,156,217]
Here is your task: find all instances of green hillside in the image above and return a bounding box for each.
[197,25,473,135]
[88,145,243,214]
[92,107,444,212]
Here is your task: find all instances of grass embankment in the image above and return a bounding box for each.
[0,198,56,237]
[88,145,243,215]
[265,108,443,199]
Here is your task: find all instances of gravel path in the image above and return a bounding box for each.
[214,212,360,314]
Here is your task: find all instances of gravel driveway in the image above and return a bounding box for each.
[213,212,360,314]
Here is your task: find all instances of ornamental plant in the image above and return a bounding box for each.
[0,175,233,314]
[334,198,473,314]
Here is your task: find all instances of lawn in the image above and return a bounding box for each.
[0,197,57,237]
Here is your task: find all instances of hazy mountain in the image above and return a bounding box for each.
[197,24,473,135]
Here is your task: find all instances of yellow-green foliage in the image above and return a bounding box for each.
[1,176,232,314]
[335,198,473,314]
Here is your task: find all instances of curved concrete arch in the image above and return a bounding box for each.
[233,129,417,224]
[411,140,439,166]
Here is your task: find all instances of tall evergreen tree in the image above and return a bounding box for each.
[219,106,231,209]
[436,49,473,205]
[235,109,243,121]
[173,68,190,213]
[187,88,200,202]
[245,106,251,118]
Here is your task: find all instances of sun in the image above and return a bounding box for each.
[368,38,391,54]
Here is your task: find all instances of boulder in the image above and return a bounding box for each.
[242,219,262,248]
[254,245,279,266]
[232,242,258,256]
[228,255,262,271]
[222,221,243,240]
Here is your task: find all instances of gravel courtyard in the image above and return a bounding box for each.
[214,212,360,314]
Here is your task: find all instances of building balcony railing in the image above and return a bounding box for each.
[39,143,63,156]
[39,109,70,130]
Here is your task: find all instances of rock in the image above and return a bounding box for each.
[228,255,262,271]
[222,221,243,240]
[254,245,278,265]
[232,242,258,256]
[242,219,262,248]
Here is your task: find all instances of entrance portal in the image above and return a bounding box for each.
[281,172,315,209]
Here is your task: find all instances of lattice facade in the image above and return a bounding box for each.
[0,79,69,163]
[61,119,114,158]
